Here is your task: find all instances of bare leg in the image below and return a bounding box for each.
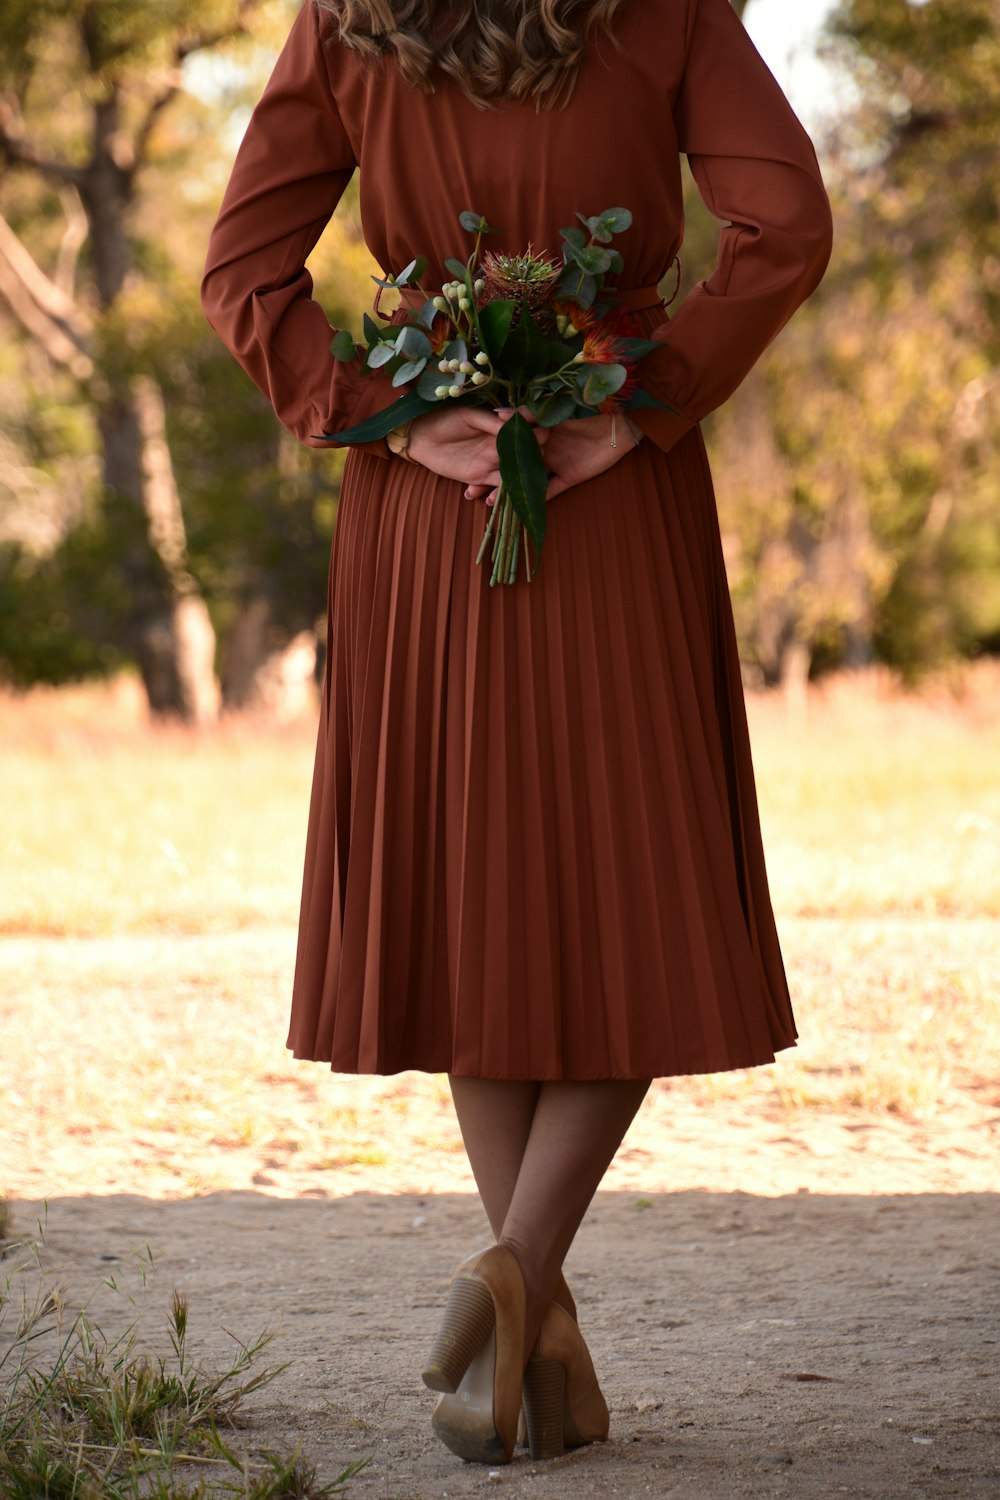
[449,1076,650,1358]
[448,1076,576,1320]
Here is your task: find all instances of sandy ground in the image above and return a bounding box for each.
[3,918,999,1498]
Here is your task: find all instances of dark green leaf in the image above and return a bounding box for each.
[330,328,356,362]
[625,387,673,412]
[615,337,663,360]
[607,249,625,275]
[502,305,542,387]
[362,312,383,345]
[478,299,516,362]
[317,389,437,444]
[497,412,548,554]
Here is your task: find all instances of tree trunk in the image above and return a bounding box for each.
[221,594,317,719]
[98,376,219,721]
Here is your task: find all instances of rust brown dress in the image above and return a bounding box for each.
[202,0,833,1079]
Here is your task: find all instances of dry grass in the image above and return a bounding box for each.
[2,666,999,940]
[1,666,999,1204]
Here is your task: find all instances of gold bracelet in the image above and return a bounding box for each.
[386,418,415,460]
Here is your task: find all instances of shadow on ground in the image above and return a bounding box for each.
[5,1189,998,1499]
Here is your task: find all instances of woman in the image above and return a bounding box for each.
[202,0,833,1469]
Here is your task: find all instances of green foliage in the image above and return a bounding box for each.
[701,0,1000,682]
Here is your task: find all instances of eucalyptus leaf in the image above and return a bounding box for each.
[581,363,628,406]
[330,328,356,362]
[418,366,449,400]
[459,210,494,234]
[602,207,633,233]
[367,342,397,369]
[608,249,625,275]
[580,212,613,244]
[392,358,427,387]
[497,412,548,554]
[395,257,419,286]
[443,337,468,366]
[559,225,587,253]
[416,299,440,330]
[528,390,578,427]
[556,267,598,308]
[395,325,432,359]
[568,243,613,275]
[445,256,470,280]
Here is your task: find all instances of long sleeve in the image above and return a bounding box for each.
[630,0,834,454]
[200,1,394,457]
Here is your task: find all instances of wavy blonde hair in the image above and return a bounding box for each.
[316,0,629,109]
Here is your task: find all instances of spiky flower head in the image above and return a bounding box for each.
[480,246,562,307]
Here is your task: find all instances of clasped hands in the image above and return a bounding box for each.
[405,404,643,505]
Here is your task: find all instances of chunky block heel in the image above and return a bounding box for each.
[522,1356,568,1460]
[521,1303,610,1459]
[424,1245,527,1465]
[422,1274,495,1393]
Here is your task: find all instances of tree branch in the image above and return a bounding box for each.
[0,211,93,378]
[0,97,87,188]
[129,1,265,168]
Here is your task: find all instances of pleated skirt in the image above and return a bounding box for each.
[287,399,797,1079]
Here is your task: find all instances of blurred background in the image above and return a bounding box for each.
[1,10,997,1494]
[1,0,998,715]
[2,0,999,1146]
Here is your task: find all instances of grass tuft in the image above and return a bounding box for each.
[0,1244,368,1499]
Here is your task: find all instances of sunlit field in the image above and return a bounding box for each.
[3,665,999,937]
[2,666,999,1202]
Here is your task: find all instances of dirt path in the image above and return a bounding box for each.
[3,917,1000,1498]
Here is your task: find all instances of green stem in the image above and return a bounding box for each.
[476,488,501,565]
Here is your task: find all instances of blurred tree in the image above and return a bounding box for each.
[700,0,1000,684]
[0,0,273,718]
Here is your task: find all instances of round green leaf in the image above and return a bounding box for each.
[367,342,397,369]
[392,357,427,387]
[330,328,356,362]
[581,363,627,406]
[395,325,432,359]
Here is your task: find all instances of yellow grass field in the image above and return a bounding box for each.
[2,664,999,1206]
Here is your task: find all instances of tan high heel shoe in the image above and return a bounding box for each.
[423,1245,526,1465]
[521,1303,610,1461]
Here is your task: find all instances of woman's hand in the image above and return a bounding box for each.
[462,410,643,506]
[406,404,548,488]
[538,411,643,501]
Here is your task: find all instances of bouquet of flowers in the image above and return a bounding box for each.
[321,208,669,585]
